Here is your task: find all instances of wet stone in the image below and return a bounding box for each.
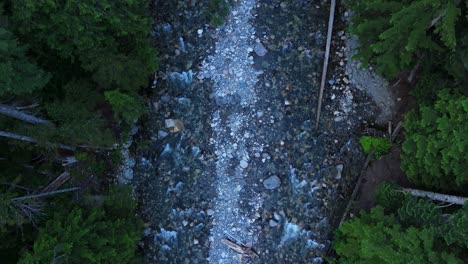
[158,130,169,139]
[263,176,281,190]
[269,219,278,227]
[240,160,249,169]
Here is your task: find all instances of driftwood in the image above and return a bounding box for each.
[315,0,336,130]
[401,188,467,205]
[221,238,258,259]
[339,148,374,226]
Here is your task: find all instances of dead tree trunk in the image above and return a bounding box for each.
[0,104,52,125]
[0,130,76,151]
[10,187,81,201]
[401,188,467,205]
[315,0,336,130]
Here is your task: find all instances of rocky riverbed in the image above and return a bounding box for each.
[129,0,392,263]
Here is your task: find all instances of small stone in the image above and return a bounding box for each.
[144,228,152,236]
[165,119,185,133]
[257,111,264,118]
[182,220,189,226]
[240,160,249,169]
[161,95,170,103]
[263,176,281,190]
[158,130,169,139]
[269,219,278,227]
[254,43,268,56]
[343,77,350,84]
[197,29,203,35]
[129,126,139,136]
[194,239,199,245]
[175,49,180,56]
[207,209,215,216]
[336,164,344,179]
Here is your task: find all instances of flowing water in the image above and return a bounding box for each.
[133,0,376,263]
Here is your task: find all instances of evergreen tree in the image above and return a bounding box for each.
[0,25,50,96]
[9,0,157,92]
[334,206,463,264]
[401,90,467,192]
[18,186,142,263]
[346,0,467,80]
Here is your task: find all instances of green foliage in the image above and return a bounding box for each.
[0,26,50,96]
[398,198,442,227]
[346,0,467,80]
[207,0,233,27]
[10,0,157,91]
[19,185,142,263]
[334,206,463,264]
[401,90,468,192]
[359,136,392,159]
[375,182,407,212]
[43,80,113,147]
[440,204,468,247]
[105,90,144,125]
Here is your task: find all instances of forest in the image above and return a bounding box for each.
[333,0,467,263]
[0,0,466,263]
[0,0,155,262]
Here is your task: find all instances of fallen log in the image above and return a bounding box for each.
[339,148,374,226]
[221,238,258,259]
[315,0,336,130]
[400,188,467,205]
[0,103,53,125]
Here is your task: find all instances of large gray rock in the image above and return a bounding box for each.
[263,175,281,190]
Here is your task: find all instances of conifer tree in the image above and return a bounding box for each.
[334,206,463,263]
[18,186,142,263]
[346,0,467,80]
[0,26,50,96]
[401,89,467,192]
